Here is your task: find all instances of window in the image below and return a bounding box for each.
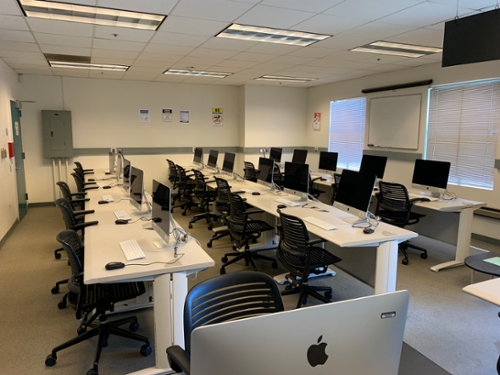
[329,97,366,170]
[426,80,500,190]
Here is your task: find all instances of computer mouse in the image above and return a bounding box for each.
[115,219,128,225]
[252,192,261,195]
[98,200,108,204]
[102,186,112,189]
[105,261,126,270]
[152,217,162,223]
[277,204,287,209]
[88,178,95,181]
[363,227,374,234]
[320,178,327,181]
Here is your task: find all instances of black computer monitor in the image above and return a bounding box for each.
[193,148,203,165]
[222,152,235,173]
[257,157,274,188]
[333,170,376,222]
[151,179,171,245]
[359,155,387,179]
[129,166,144,212]
[283,162,310,201]
[270,147,282,163]
[207,149,219,168]
[292,149,308,164]
[122,158,131,192]
[318,151,338,172]
[412,159,451,194]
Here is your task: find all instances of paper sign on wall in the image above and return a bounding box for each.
[212,108,223,127]
[140,109,150,123]
[313,112,321,131]
[162,109,173,122]
[180,110,190,123]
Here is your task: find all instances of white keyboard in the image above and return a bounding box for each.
[274,197,301,207]
[119,239,146,260]
[302,216,337,231]
[102,194,114,202]
[114,210,131,221]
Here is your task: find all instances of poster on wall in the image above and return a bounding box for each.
[212,108,223,127]
[180,110,190,123]
[313,112,321,131]
[140,109,150,123]
[162,108,173,122]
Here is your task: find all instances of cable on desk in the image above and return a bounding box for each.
[126,255,185,267]
[128,216,152,224]
[441,190,458,200]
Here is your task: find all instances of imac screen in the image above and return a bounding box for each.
[222,152,235,173]
[359,155,387,179]
[292,149,308,164]
[129,166,144,211]
[207,150,219,168]
[270,147,282,163]
[151,179,171,244]
[283,162,309,198]
[334,170,376,220]
[412,159,451,190]
[193,148,203,164]
[257,157,274,186]
[318,151,338,172]
[123,158,131,192]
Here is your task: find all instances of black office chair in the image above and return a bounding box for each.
[207,177,233,248]
[56,181,89,211]
[187,169,219,230]
[220,193,278,274]
[277,210,342,308]
[272,162,283,189]
[166,159,180,193]
[375,181,428,265]
[74,161,94,175]
[243,161,259,182]
[72,172,99,193]
[166,271,285,375]
[309,173,327,199]
[46,230,152,375]
[171,165,195,212]
[331,173,342,204]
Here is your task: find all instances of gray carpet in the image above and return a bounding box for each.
[0,205,498,375]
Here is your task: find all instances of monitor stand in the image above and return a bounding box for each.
[343,216,369,227]
[153,239,169,249]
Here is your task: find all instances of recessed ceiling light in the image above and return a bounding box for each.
[216,24,330,47]
[350,41,442,58]
[19,0,165,31]
[163,69,232,78]
[49,61,129,72]
[255,75,317,83]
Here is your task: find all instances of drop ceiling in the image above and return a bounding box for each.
[0,0,497,87]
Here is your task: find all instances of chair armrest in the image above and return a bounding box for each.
[83,182,97,186]
[409,198,430,204]
[245,209,265,216]
[166,345,191,375]
[307,238,327,246]
[70,192,87,197]
[73,209,95,216]
[311,176,322,182]
[70,198,90,205]
[82,186,99,191]
[70,221,99,231]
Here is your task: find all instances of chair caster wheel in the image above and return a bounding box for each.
[86,369,98,375]
[402,258,409,265]
[421,253,428,259]
[51,286,59,294]
[77,327,87,335]
[140,344,152,356]
[324,292,332,300]
[45,354,57,366]
[55,252,61,259]
[220,267,226,274]
[207,242,212,248]
[208,225,212,230]
[182,212,187,216]
[129,322,139,332]
[272,261,278,269]
[221,256,228,262]
[58,300,67,309]
[189,224,193,228]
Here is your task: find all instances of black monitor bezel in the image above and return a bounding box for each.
[257,157,275,186]
[207,149,219,168]
[222,152,235,173]
[269,147,282,163]
[412,159,451,191]
[193,148,203,164]
[318,151,338,172]
[292,149,308,164]
[359,154,387,179]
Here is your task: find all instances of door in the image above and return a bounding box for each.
[10,100,28,221]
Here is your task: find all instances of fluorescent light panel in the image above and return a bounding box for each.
[163,69,232,78]
[351,40,442,58]
[19,0,165,30]
[49,61,129,71]
[256,75,317,83]
[216,24,330,47]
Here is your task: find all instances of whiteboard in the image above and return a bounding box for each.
[367,94,421,150]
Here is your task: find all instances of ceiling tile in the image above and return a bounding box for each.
[386,27,444,48]
[0,49,45,60]
[287,47,333,58]
[158,16,228,36]
[174,56,223,66]
[188,47,239,59]
[216,59,260,68]
[268,55,315,65]
[230,51,277,62]
[40,44,91,56]
[93,39,146,52]
[133,56,183,67]
[235,5,315,29]
[98,0,177,14]
[292,14,368,35]
[143,43,195,55]
[199,37,257,51]
[150,32,210,47]
[427,0,499,10]
[3,56,48,66]
[89,69,125,79]
[15,66,53,74]
[0,30,35,43]
[245,43,302,55]
[34,33,92,48]
[170,0,255,22]
[0,41,39,52]
[0,0,23,15]
[135,52,184,64]
[50,67,90,78]
[92,49,140,60]
[340,22,416,44]
[324,0,425,21]
[94,26,155,42]
[26,18,94,37]
[260,0,344,13]
[0,15,29,31]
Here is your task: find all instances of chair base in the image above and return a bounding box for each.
[399,241,428,265]
[207,226,232,248]
[45,314,151,375]
[282,281,332,309]
[189,212,220,231]
[220,247,277,274]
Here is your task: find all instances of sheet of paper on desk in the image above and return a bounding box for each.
[483,257,500,267]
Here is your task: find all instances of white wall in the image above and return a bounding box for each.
[0,60,20,240]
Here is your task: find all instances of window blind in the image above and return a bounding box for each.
[329,97,366,170]
[427,80,500,190]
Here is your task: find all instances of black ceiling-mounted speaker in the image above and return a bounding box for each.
[442,8,500,67]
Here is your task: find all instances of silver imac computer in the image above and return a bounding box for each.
[359,154,388,180]
[222,152,235,176]
[318,151,338,175]
[129,166,144,212]
[106,150,115,174]
[193,147,203,166]
[283,162,310,202]
[269,147,282,163]
[411,159,451,197]
[115,151,123,182]
[122,158,131,193]
[292,149,308,164]
[151,179,171,246]
[207,149,219,172]
[257,157,275,190]
[333,169,376,225]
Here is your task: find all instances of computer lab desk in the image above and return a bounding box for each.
[208,174,417,294]
[84,183,215,375]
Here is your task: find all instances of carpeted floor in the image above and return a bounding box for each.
[0,205,499,375]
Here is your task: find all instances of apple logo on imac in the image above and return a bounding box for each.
[307,335,329,367]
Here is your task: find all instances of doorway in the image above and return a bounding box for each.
[10,100,28,221]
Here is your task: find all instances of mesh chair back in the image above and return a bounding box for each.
[55,198,79,229]
[227,193,248,226]
[56,229,84,279]
[176,165,191,185]
[74,161,84,173]
[183,271,284,353]
[278,211,310,257]
[331,173,342,204]
[72,172,85,192]
[377,181,411,213]
[214,177,231,215]
[243,161,258,181]
[167,159,179,186]
[57,181,73,201]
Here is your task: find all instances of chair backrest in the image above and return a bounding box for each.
[331,172,342,204]
[376,181,413,225]
[167,159,179,186]
[74,161,84,173]
[55,198,79,229]
[72,172,85,192]
[183,271,285,353]
[243,161,258,182]
[227,192,247,226]
[56,229,84,279]
[176,165,190,185]
[278,210,310,257]
[56,181,73,201]
[214,177,231,215]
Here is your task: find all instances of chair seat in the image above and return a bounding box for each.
[377,209,424,226]
[83,282,146,310]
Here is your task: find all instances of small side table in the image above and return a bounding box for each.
[464,253,500,283]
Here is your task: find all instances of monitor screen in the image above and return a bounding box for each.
[151,179,171,245]
[222,152,235,173]
[292,149,308,164]
[283,162,309,200]
[334,170,376,220]
[318,151,338,172]
[193,148,203,164]
[412,159,451,192]
[129,166,144,211]
[359,155,387,179]
[257,157,274,187]
[269,147,282,163]
[207,149,219,168]
[108,150,115,173]
[122,158,131,192]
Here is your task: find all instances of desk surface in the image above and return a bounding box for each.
[463,277,500,306]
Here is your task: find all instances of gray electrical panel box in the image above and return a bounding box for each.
[42,110,74,158]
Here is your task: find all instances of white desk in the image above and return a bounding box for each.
[209,176,417,294]
[463,277,500,305]
[85,184,214,375]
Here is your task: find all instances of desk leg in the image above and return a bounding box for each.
[430,207,473,272]
[375,240,398,294]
